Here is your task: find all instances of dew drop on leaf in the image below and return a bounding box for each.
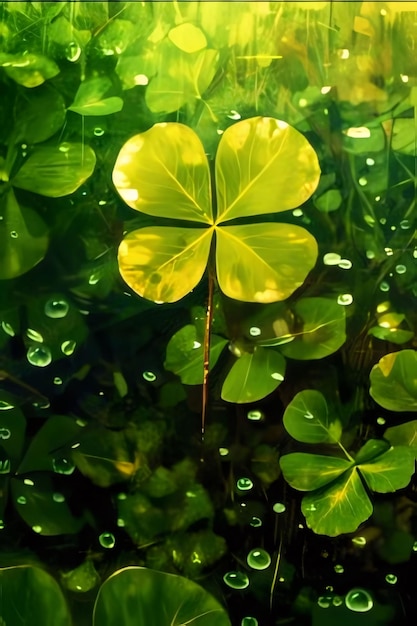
[241,618,258,626]
[1,321,15,336]
[337,293,353,306]
[249,516,262,527]
[377,417,386,425]
[352,536,366,546]
[32,525,42,534]
[379,281,390,292]
[117,518,125,527]
[317,596,332,608]
[10,231,18,238]
[247,410,263,421]
[26,328,43,342]
[143,371,157,382]
[249,326,261,337]
[385,574,397,584]
[237,477,253,491]
[99,532,116,549]
[395,264,407,274]
[93,127,105,137]
[323,252,341,266]
[17,496,27,505]
[0,401,14,410]
[219,447,229,456]
[0,520,4,530]
[338,259,352,269]
[334,564,344,574]
[271,372,284,381]
[61,340,77,356]
[52,457,75,475]
[65,42,82,62]
[413,541,417,552]
[223,571,249,589]
[273,502,286,514]
[54,377,63,385]
[44,298,69,319]
[23,478,34,486]
[247,548,271,570]
[345,588,373,612]
[27,345,52,367]
[332,596,343,606]
[53,493,65,503]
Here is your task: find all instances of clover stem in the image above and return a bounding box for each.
[201,263,216,443]
[337,440,354,463]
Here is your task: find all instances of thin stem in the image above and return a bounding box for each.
[337,440,354,462]
[201,267,215,442]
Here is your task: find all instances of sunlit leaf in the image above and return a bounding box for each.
[280,297,346,360]
[118,226,212,303]
[354,438,390,464]
[313,188,343,212]
[301,468,373,536]
[368,325,414,345]
[384,420,417,459]
[280,453,352,491]
[168,23,207,53]
[369,350,417,411]
[0,565,71,626]
[112,123,212,223]
[283,389,342,443]
[14,84,66,144]
[215,117,320,222]
[97,19,137,56]
[0,189,49,280]
[221,346,285,404]
[116,52,157,90]
[68,77,123,116]
[164,324,227,385]
[392,119,417,155]
[11,474,84,535]
[358,445,415,493]
[215,223,318,303]
[13,143,96,197]
[93,566,231,626]
[0,52,60,87]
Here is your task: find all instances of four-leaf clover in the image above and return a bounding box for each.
[113,116,321,303]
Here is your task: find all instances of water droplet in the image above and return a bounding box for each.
[44,298,69,319]
[61,340,77,356]
[93,127,105,137]
[1,321,15,336]
[249,326,261,337]
[0,457,10,474]
[53,493,65,503]
[54,377,63,385]
[337,293,353,306]
[99,532,116,549]
[377,417,386,425]
[219,447,229,456]
[117,517,125,527]
[332,596,343,606]
[227,110,241,120]
[237,477,253,491]
[247,548,271,570]
[17,496,27,505]
[273,502,286,514]
[10,230,18,238]
[26,328,43,342]
[366,157,375,166]
[223,571,249,589]
[345,588,373,612]
[27,345,52,367]
[338,259,352,269]
[117,492,127,501]
[271,372,284,381]
[379,281,390,292]
[0,520,4,530]
[395,264,407,274]
[249,516,262,527]
[143,371,156,382]
[352,536,366,546]
[88,272,100,285]
[334,564,344,573]
[366,250,376,259]
[323,252,342,266]
[192,340,201,349]
[0,400,13,410]
[58,142,71,153]
[358,177,367,187]
[52,457,75,475]
[385,573,397,584]
[241,618,258,626]
[317,596,332,609]
[304,411,314,419]
[32,525,42,534]
[400,219,411,229]
[292,208,303,217]
[32,399,50,409]
[305,503,317,512]
[98,199,107,206]
[23,478,34,486]
[247,410,263,421]
[65,42,82,62]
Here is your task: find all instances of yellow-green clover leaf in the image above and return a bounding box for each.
[113,116,320,304]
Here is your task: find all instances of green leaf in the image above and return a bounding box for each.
[215,223,318,303]
[61,559,100,593]
[301,468,373,536]
[280,453,352,491]
[93,566,231,626]
[0,52,60,87]
[14,84,66,144]
[17,415,83,474]
[168,23,207,53]
[358,445,415,493]
[68,77,123,116]
[313,188,342,212]
[391,119,417,155]
[13,143,96,197]
[0,189,49,279]
[112,122,212,223]
[369,350,417,411]
[369,325,414,345]
[0,565,71,626]
[342,124,385,154]
[215,117,321,223]
[116,52,157,90]
[164,324,227,385]
[384,420,417,459]
[118,226,213,303]
[145,42,218,113]
[221,346,285,404]
[11,474,84,535]
[354,438,390,464]
[283,389,342,443]
[280,297,346,360]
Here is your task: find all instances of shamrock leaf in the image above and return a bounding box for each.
[370,350,417,411]
[113,116,320,304]
[280,390,415,535]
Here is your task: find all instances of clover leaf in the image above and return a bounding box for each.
[280,390,415,535]
[370,349,417,411]
[113,116,320,304]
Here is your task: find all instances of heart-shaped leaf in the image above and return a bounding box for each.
[221,346,285,404]
[13,143,96,197]
[0,565,71,626]
[68,77,123,116]
[384,420,417,459]
[93,566,231,626]
[283,389,342,443]
[357,444,415,493]
[370,350,417,411]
